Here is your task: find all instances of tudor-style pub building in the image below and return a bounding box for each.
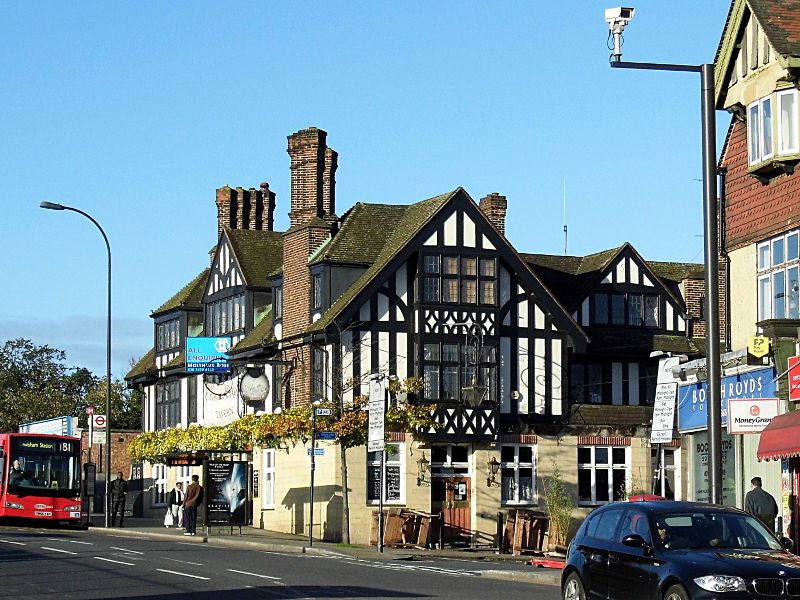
[127,127,710,546]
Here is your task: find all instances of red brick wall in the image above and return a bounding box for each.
[80,430,141,477]
[721,117,800,251]
[479,193,508,235]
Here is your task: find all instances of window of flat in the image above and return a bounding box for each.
[312,347,326,401]
[749,89,800,166]
[205,293,245,336]
[312,273,323,310]
[569,362,657,405]
[422,341,496,403]
[500,444,537,505]
[593,292,659,327]
[156,318,180,351]
[367,443,404,504]
[757,229,800,320]
[421,254,496,305]
[156,380,180,429]
[577,446,629,505]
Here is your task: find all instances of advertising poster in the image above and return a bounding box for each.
[691,431,736,505]
[206,461,248,525]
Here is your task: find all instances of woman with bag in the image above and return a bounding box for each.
[165,482,184,528]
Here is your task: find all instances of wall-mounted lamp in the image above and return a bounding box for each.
[487,456,501,487]
[416,453,430,486]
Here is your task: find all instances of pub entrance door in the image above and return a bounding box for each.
[432,476,471,547]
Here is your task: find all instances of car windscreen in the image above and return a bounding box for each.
[655,511,782,551]
[8,437,80,498]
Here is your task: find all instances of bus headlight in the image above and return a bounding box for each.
[5,501,23,510]
[62,505,81,511]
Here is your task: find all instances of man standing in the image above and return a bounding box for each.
[109,471,128,528]
[745,477,779,531]
[167,482,184,528]
[183,474,203,536]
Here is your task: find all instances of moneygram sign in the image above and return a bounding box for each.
[186,337,232,373]
[727,398,779,434]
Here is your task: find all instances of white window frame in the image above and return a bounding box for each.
[261,449,276,510]
[748,96,774,166]
[367,443,405,505]
[577,446,630,506]
[151,463,168,507]
[500,444,537,506]
[778,89,800,155]
[756,229,800,320]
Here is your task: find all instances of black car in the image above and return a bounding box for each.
[562,500,799,600]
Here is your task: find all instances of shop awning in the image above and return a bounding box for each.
[757,411,800,461]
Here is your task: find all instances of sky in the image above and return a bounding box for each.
[1,1,733,378]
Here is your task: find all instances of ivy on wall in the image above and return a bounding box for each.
[128,392,438,463]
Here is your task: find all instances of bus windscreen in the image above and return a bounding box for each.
[8,436,80,498]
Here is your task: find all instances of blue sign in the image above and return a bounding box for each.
[186,337,232,373]
[307,448,325,456]
[317,432,337,441]
[677,367,776,432]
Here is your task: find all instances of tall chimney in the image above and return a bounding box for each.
[287,127,337,227]
[216,186,235,239]
[479,193,508,236]
[259,182,276,232]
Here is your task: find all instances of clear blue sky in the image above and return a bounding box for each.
[1,1,732,378]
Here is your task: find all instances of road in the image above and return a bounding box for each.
[0,525,561,599]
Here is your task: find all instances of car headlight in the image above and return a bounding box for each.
[62,505,81,511]
[694,575,747,592]
[4,501,23,510]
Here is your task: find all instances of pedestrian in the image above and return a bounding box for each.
[183,474,203,536]
[167,482,184,529]
[745,476,779,531]
[109,471,128,527]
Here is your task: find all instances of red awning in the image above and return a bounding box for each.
[757,411,800,461]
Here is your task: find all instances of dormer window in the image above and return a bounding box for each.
[156,318,180,351]
[206,293,245,336]
[312,272,323,310]
[748,89,799,167]
[273,284,283,321]
[421,253,496,305]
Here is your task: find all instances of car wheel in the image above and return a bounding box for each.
[563,573,586,600]
[664,584,690,600]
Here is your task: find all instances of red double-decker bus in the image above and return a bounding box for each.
[0,433,82,525]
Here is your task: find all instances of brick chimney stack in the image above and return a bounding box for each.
[479,193,508,236]
[287,128,337,226]
[215,184,276,238]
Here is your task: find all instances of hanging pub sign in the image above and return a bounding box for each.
[186,337,232,373]
[206,461,248,525]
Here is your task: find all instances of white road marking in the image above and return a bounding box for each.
[109,546,143,554]
[48,538,92,545]
[227,569,281,580]
[157,568,210,580]
[0,539,25,545]
[94,556,135,566]
[163,556,204,566]
[41,546,77,555]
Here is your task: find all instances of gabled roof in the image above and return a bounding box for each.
[224,228,283,289]
[310,203,410,266]
[715,0,800,106]
[307,189,458,332]
[229,313,276,356]
[125,348,156,381]
[522,243,700,314]
[152,269,209,317]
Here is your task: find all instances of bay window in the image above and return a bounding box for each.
[748,89,800,166]
[757,229,800,320]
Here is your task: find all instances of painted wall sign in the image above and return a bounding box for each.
[677,367,775,433]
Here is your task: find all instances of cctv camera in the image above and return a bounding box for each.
[605,7,635,29]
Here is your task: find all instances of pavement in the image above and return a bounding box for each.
[85,515,563,586]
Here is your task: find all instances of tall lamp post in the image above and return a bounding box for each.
[40,202,113,523]
[605,8,723,504]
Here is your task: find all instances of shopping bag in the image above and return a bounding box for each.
[164,509,174,527]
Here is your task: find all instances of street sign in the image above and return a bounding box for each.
[317,431,337,440]
[92,431,106,445]
[92,414,107,429]
[315,408,332,416]
[368,376,386,452]
[650,382,677,444]
[307,448,325,456]
[86,406,95,415]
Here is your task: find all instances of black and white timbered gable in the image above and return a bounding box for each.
[310,188,587,440]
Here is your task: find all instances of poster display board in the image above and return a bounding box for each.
[206,461,248,526]
[691,430,735,505]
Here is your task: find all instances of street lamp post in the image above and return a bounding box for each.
[605,11,723,504]
[40,201,113,523]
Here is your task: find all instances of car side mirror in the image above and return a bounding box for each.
[622,534,646,548]
[781,537,794,551]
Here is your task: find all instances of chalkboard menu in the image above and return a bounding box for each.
[368,466,401,501]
